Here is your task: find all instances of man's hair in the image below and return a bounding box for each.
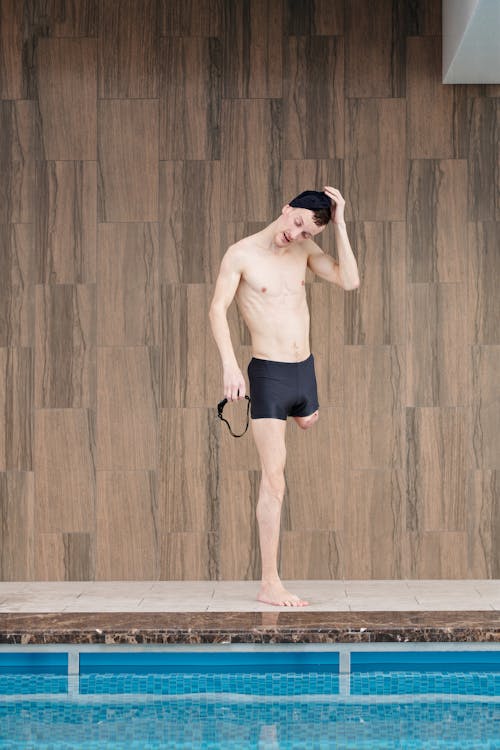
[289,190,332,227]
[312,207,331,227]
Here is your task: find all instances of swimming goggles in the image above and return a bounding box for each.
[217,395,251,438]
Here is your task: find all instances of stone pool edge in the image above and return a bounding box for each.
[0,611,498,644]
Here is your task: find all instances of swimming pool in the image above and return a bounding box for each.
[0,643,499,749]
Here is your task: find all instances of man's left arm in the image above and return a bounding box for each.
[307,187,360,291]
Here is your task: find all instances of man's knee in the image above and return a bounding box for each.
[295,410,319,430]
[261,468,286,499]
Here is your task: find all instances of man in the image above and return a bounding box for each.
[209,187,360,606]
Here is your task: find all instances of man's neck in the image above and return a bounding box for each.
[255,220,288,255]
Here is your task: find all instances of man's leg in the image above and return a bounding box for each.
[293,409,319,430]
[251,417,309,607]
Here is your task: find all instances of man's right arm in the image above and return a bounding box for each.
[209,245,246,402]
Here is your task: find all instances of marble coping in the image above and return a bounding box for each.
[0,611,498,644]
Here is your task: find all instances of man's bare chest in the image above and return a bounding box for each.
[240,254,307,299]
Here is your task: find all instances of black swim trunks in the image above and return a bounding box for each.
[247,354,319,421]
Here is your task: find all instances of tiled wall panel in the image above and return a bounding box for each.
[345,0,405,98]
[98,0,159,99]
[98,100,158,222]
[36,38,97,161]
[0,101,36,224]
[36,161,97,284]
[0,0,498,580]
[160,37,221,160]
[345,99,406,221]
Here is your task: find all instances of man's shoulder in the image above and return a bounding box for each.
[303,238,324,258]
[220,238,251,276]
[224,236,254,263]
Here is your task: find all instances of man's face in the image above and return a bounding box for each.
[275,206,326,248]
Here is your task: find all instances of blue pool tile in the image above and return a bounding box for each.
[0,652,67,676]
[79,650,340,675]
[351,650,500,673]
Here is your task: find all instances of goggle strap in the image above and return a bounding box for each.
[217,395,251,438]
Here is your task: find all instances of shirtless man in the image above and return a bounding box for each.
[209,187,360,607]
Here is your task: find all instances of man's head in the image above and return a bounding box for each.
[274,190,332,248]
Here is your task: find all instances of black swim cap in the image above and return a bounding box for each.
[289,190,332,212]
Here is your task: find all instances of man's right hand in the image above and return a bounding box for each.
[223,367,246,402]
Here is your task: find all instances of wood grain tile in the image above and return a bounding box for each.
[158,408,215,533]
[345,346,405,470]
[280,531,343,580]
[452,84,484,159]
[97,347,159,470]
[0,101,35,223]
[160,161,221,283]
[342,470,404,579]
[467,470,499,577]
[98,223,159,347]
[34,533,65,581]
[36,161,96,284]
[345,222,406,345]
[32,0,98,37]
[467,97,498,221]
[96,471,158,579]
[468,222,500,345]
[0,0,28,98]
[285,407,344,532]
[223,0,282,98]
[405,0,441,36]
[218,469,260,580]
[98,0,158,98]
[345,99,406,220]
[407,284,470,407]
[407,160,468,282]
[407,36,456,158]
[406,407,467,533]
[36,38,96,160]
[160,283,220,409]
[35,409,96,533]
[63,532,94,580]
[221,99,282,222]
[282,159,343,258]
[309,282,345,407]
[471,346,500,470]
[160,37,221,160]
[159,532,213,580]
[345,0,405,98]
[0,347,33,471]
[35,284,96,409]
[285,0,343,36]
[98,100,158,222]
[284,36,343,159]
[0,471,34,580]
[160,0,222,36]
[0,352,4,470]
[0,223,35,348]
[403,531,469,579]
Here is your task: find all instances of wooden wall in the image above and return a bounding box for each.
[0,0,498,581]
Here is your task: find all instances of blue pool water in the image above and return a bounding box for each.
[0,648,499,749]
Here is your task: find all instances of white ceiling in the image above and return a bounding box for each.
[442,0,500,83]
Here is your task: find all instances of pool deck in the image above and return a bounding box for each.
[0,581,498,644]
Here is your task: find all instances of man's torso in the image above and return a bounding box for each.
[234,234,311,362]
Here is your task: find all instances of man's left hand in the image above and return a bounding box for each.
[323,186,346,224]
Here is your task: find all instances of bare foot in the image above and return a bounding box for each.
[257,581,309,607]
